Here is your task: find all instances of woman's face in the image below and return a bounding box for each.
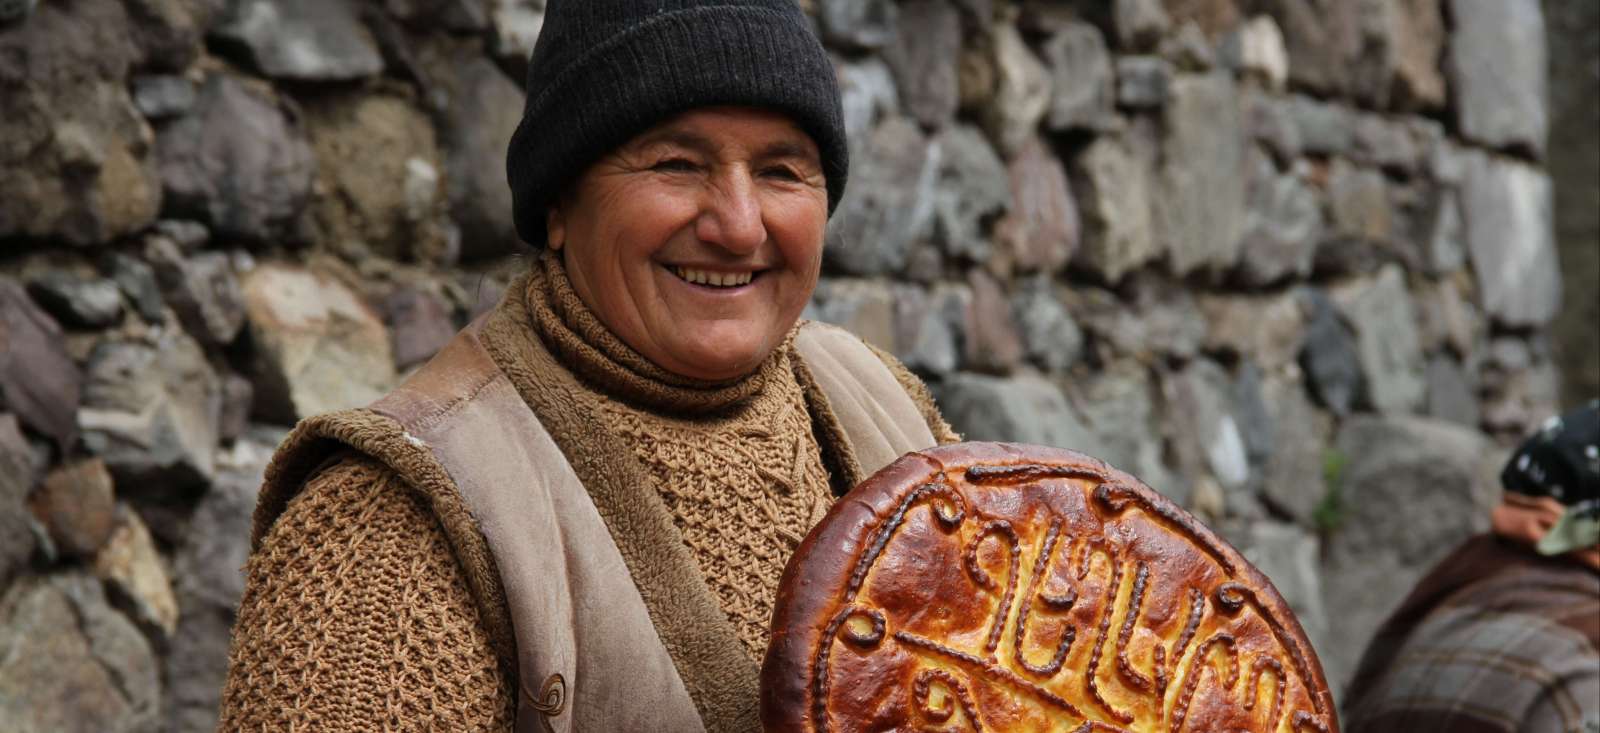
[547,107,829,382]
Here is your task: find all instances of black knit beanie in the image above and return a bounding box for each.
[505,0,849,248]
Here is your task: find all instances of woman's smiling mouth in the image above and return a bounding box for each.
[669,266,758,288]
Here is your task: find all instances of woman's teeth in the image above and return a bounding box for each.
[673,267,754,287]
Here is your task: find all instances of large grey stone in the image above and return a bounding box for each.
[172,437,265,616]
[1112,0,1169,51]
[931,124,1010,262]
[156,73,316,244]
[1235,147,1320,286]
[1010,276,1083,373]
[104,254,166,324]
[995,136,1078,273]
[415,40,526,259]
[0,279,82,452]
[982,19,1052,155]
[1425,354,1480,428]
[1325,159,1394,246]
[817,0,896,50]
[1233,363,1278,472]
[935,373,1104,454]
[146,238,246,348]
[0,0,161,246]
[883,0,960,129]
[1162,359,1251,494]
[0,414,38,583]
[1114,55,1171,109]
[1069,135,1158,284]
[25,271,123,329]
[1459,152,1560,327]
[211,0,384,81]
[1287,94,1352,156]
[304,93,448,261]
[1245,89,1300,162]
[79,329,221,495]
[1322,415,1500,686]
[1258,374,1332,526]
[825,117,939,276]
[1414,185,1466,276]
[1041,22,1114,133]
[1157,72,1247,277]
[837,57,900,150]
[0,574,161,733]
[1331,265,1426,414]
[1299,290,1363,415]
[241,264,397,423]
[1446,0,1547,156]
[1352,112,1420,174]
[1063,364,1182,503]
[893,283,968,375]
[163,438,267,732]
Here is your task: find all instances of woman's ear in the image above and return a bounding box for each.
[545,205,566,251]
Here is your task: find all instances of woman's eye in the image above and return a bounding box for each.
[652,158,698,173]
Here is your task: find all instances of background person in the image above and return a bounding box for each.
[1344,402,1600,733]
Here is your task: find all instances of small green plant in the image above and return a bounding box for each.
[1313,447,1348,534]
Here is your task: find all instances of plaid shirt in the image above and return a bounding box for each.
[1345,535,1600,733]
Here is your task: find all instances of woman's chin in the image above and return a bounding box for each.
[665,338,771,381]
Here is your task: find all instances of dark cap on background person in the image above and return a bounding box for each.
[505,0,849,248]
[1496,400,1600,558]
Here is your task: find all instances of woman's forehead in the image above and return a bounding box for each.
[625,107,820,159]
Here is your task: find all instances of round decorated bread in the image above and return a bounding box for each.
[762,442,1337,733]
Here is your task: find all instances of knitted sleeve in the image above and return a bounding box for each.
[217,454,515,732]
[865,342,961,446]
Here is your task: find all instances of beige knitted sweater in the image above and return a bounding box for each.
[217,257,956,731]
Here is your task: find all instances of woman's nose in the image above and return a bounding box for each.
[694,170,766,254]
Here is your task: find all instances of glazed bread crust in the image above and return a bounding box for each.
[762,442,1337,733]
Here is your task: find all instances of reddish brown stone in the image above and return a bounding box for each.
[963,270,1024,374]
[29,458,117,560]
[996,136,1079,274]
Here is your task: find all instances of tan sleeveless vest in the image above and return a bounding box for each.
[253,302,936,733]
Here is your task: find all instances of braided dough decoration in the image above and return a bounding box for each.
[762,443,1337,733]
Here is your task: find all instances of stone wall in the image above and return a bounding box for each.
[0,0,1579,729]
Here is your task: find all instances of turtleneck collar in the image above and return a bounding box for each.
[525,250,787,415]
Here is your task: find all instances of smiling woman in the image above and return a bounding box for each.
[215,1,959,732]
